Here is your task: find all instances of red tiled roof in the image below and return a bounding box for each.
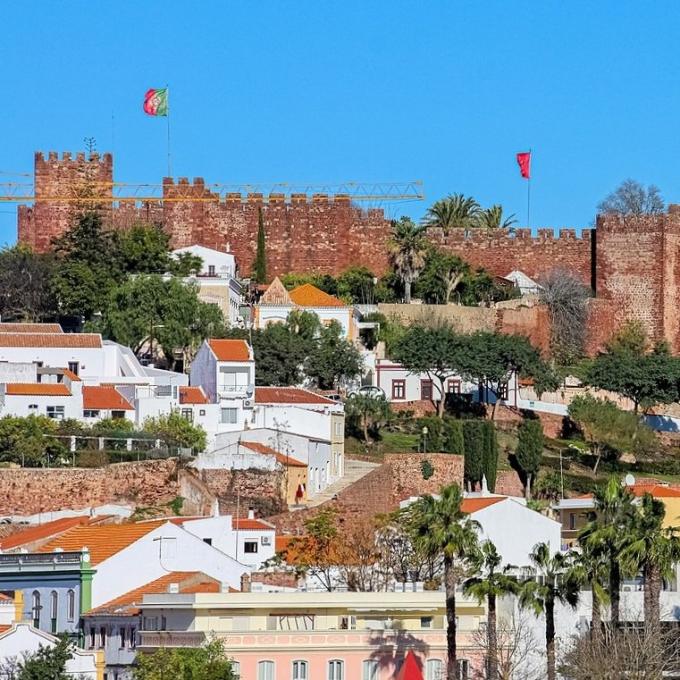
[233,517,275,531]
[630,484,680,498]
[61,368,81,382]
[82,386,134,411]
[0,625,10,635]
[461,497,506,514]
[289,284,345,308]
[254,386,336,405]
[240,441,306,468]
[208,339,251,362]
[85,572,223,616]
[0,516,110,551]
[5,383,70,396]
[275,535,294,554]
[0,323,63,334]
[180,386,209,405]
[0,333,101,348]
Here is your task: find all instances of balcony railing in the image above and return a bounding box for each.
[138,631,207,648]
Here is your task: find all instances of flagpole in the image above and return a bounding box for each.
[166,84,172,178]
[527,147,532,229]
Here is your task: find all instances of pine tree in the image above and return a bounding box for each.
[253,207,267,283]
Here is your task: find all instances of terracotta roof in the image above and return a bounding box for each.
[38,522,164,565]
[260,277,292,305]
[629,484,680,498]
[180,386,209,405]
[254,386,336,405]
[0,516,110,551]
[208,339,252,362]
[275,535,294,554]
[0,333,102,348]
[85,572,222,616]
[5,383,70,396]
[233,517,275,531]
[240,441,306,468]
[461,497,506,513]
[0,625,10,635]
[289,283,345,308]
[61,368,81,382]
[0,323,63,334]
[82,386,134,411]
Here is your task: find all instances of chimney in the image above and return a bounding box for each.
[247,507,255,520]
[212,498,220,518]
[167,583,180,594]
[240,573,251,593]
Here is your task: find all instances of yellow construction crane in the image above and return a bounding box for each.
[0,180,424,203]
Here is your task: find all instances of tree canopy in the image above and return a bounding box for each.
[597,179,664,216]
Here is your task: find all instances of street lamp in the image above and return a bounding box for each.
[422,425,428,453]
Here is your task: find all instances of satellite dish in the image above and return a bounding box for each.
[624,473,636,487]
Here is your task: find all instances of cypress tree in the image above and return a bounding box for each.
[253,207,267,283]
[443,418,465,455]
[516,419,544,499]
[462,420,484,490]
[482,421,499,492]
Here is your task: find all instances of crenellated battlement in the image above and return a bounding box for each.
[36,150,113,166]
[431,226,592,246]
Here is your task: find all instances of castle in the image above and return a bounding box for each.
[16,151,680,352]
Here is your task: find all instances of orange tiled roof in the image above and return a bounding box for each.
[0,516,110,551]
[208,339,251,362]
[254,386,336,405]
[233,517,275,531]
[240,441,306,468]
[275,535,294,554]
[0,333,102,348]
[85,572,222,616]
[5,383,70,397]
[180,386,209,405]
[289,283,345,308]
[38,522,165,565]
[61,368,81,382]
[82,386,134,411]
[0,323,63,334]
[0,625,10,635]
[630,484,680,498]
[461,497,506,513]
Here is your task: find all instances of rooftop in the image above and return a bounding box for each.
[208,339,251,362]
[254,386,336,405]
[240,441,306,468]
[0,516,110,551]
[0,323,63,334]
[0,333,102,348]
[461,497,506,513]
[82,386,134,411]
[630,483,680,498]
[4,383,71,397]
[179,386,209,405]
[289,283,345,308]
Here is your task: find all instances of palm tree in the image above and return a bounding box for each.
[578,477,637,626]
[463,541,518,680]
[401,484,480,680]
[388,217,428,303]
[519,543,579,680]
[569,541,609,640]
[423,194,481,233]
[478,205,517,230]
[620,493,680,624]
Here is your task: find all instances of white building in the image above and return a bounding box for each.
[505,270,541,296]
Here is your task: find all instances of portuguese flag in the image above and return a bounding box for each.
[143,88,168,116]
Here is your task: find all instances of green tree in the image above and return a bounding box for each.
[461,420,487,491]
[336,266,377,304]
[579,477,638,626]
[515,419,544,499]
[252,323,307,385]
[345,393,391,442]
[0,415,62,467]
[143,412,207,452]
[423,193,481,233]
[52,211,118,271]
[112,223,174,274]
[133,638,237,680]
[463,541,518,680]
[305,320,362,390]
[415,247,470,304]
[442,418,464,455]
[401,484,479,680]
[388,217,428,303]
[477,204,517,230]
[620,493,680,624]
[280,272,338,295]
[568,394,655,473]
[51,259,111,319]
[253,207,267,283]
[15,635,74,680]
[519,543,579,680]
[482,420,499,493]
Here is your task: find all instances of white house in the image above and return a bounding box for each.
[254,277,359,339]
[505,270,541,296]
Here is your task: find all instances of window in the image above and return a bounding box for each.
[231,661,240,676]
[328,660,344,680]
[67,589,75,621]
[99,626,107,648]
[496,383,508,400]
[392,379,406,399]
[363,660,379,680]
[335,421,343,436]
[220,407,238,424]
[68,361,79,376]
[89,626,96,649]
[339,615,356,630]
[208,265,216,277]
[129,627,136,648]
[199,409,206,416]
[427,659,444,680]
[292,660,308,680]
[83,410,100,418]
[181,408,194,422]
[46,405,65,420]
[569,512,576,530]
[447,379,461,394]
[50,591,58,633]
[119,626,126,648]
[272,615,314,631]
[258,660,274,680]
[421,380,433,400]
[421,616,433,629]
[31,591,41,628]
[28,404,38,412]
[244,540,258,554]
[456,659,470,680]
[111,410,125,420]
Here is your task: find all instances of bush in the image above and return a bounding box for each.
[442,418,465,455]
[77,450,109,468]
[421,459,434,480]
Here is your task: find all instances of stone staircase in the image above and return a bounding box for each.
[303,459,380,508]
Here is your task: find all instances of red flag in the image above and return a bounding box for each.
[516,151,531,179]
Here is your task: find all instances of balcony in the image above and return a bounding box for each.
[138,631,207,649]
[0,552,82,568]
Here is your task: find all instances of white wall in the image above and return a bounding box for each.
[253,404,334,441]
[257,306,353,338]
[0,392,82,420]
[375,360,476,402]
[172,245,236,278]
[0,347,106,378]
[190,343,217,403]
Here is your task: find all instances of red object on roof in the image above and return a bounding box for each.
[0,333,101,348]
[240,441,307,467]
[5,383,71,396]
[461,497,506,513]
[208,339,252,362]
[179,386,209,404]
[255,386,336,405]
[396,651,424,680]
[83,386,134,411]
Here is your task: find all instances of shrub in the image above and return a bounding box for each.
[421,459,435,480]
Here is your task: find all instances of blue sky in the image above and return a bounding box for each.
[2,1,680,244]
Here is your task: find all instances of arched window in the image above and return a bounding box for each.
[363,660,379,680]
[257,660,274,680]
[427,659,444,680]
[292,660,308,680]
[31,591,41,628]
[328,660,344,680]
[49,591,58,633]
[67,589,75,621]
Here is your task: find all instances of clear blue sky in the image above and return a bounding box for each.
[2,1,679,245]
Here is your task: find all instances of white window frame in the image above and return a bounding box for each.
[220,407,238,424]
[292,659,308,680]
[258,660,275,680]
[363,659,378,680]
[46,405,65,420]
[328,659,344,680]
[427,658,444,680]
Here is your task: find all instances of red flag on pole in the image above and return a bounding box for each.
[516,151,531,179]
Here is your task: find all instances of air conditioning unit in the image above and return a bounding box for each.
[243,399,253,409]
[261,536,271,546]
[622,585,634,592]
